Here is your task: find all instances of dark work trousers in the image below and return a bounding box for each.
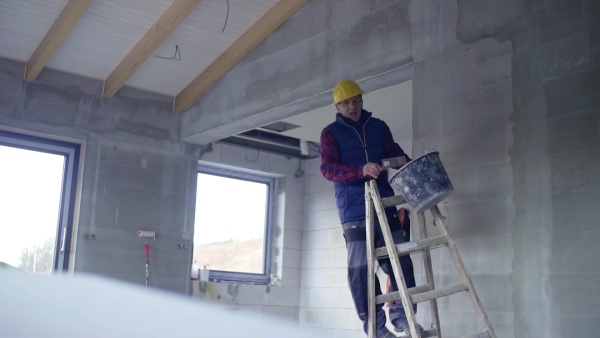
[343,213,417,337]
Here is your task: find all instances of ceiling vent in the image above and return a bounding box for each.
[220,128,318,159]
[258,121,301,133]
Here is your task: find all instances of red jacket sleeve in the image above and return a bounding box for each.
[319,127,364,182]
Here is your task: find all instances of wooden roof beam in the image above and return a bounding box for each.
[25,0,92,82]
[103,0,203,98]
[174,0,309,113]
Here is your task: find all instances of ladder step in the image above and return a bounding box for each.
[375,235,448,258]
[462,331,491,338]
[411,283,469,304]
[381,195,407,207]
[376,284,432,305]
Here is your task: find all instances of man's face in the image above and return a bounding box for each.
[335,95,363,122]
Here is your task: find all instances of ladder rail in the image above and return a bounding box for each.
[418,211,442,338]
[365,185,377,338]
[365,184,496,338]
[430,206,497,338]
[367,181,422,338]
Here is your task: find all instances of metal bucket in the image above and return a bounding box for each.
[388,151,453,212]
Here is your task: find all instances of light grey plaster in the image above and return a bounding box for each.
[410,0,600,337]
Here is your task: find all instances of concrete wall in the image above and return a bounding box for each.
[410,0,600,337]
[181,0,413,145]
[0,57,200,293]
[299,156,355,337]
[0,56,308,321]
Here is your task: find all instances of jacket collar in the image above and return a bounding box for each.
[336,109,372,126]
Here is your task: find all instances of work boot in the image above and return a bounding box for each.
[394,323,424,337]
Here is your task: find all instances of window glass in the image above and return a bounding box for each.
[0,146,63,273]
[194,165,273,283]
[0,130,80,272]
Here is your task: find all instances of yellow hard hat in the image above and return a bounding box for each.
[332,80,363,104]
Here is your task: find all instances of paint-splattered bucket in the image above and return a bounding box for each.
[388,151,453,212]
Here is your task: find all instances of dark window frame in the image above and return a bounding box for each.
[195,164,275,284]
[0,129,80,272]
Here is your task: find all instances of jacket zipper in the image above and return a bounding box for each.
[340,114,372,163]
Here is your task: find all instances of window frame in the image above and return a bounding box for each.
[195,163,275,285]
[0,129,80,272]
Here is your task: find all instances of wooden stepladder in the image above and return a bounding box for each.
[364,180,496,338]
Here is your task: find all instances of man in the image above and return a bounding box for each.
[319,80,423,338]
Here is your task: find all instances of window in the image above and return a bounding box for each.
[0,130,80,273]
[193,163,275,284]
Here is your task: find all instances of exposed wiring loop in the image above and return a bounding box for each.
[222,0,229,33]
[155,45,181,61]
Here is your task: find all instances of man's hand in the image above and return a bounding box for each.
[362,162,382,179]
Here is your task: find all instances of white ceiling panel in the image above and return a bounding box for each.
[0,0,304,101]
[125,0,278,96]
[44,0,173,80]
[0,0,69,62]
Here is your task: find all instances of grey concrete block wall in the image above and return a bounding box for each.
[0,57,201,294]
[0,56,306,317]
[411,0,600,337]
[300,157,366,338]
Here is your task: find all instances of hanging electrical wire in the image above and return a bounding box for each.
[222,0,229,33]
[155,45,181,61]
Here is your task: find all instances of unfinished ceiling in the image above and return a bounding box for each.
[0,0,412,159]
[278,81,413,144]
[219,81,413,158]
[0,0,308,112]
